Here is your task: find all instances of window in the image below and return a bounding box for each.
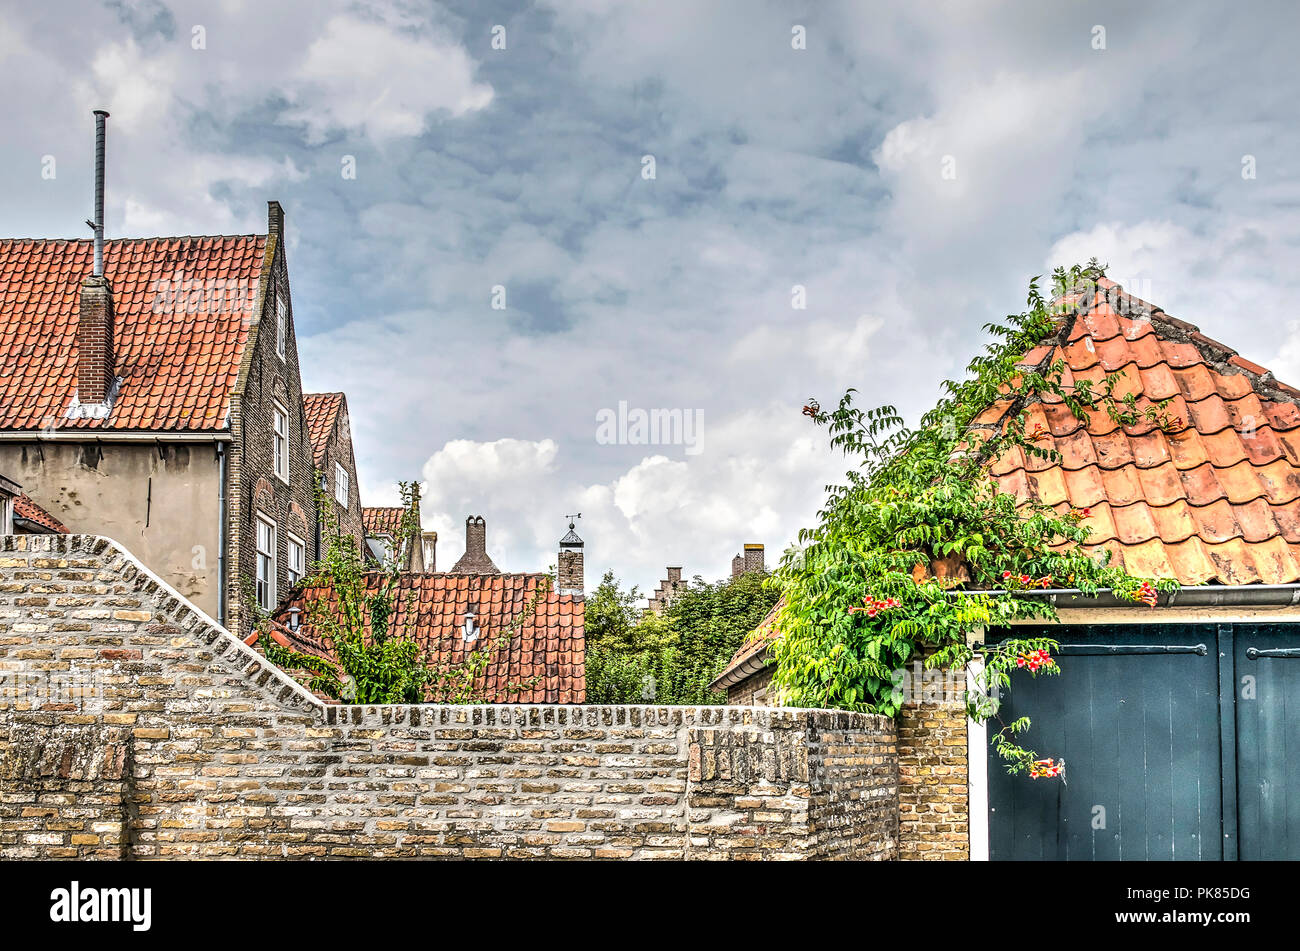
[273,402,289,483]
[0,497,11,536]
[287,534,305,587]
[256,515,277,612]
[276,291,287,359]
[334,462,349,508]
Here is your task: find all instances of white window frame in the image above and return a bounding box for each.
[287,533,306,588]
[256,514,277,613]
[0,497,12,535]
[276,290,287,359]
[334,462,349,509]
[272,401,289,484]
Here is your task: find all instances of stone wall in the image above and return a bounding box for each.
[0,534,899,860]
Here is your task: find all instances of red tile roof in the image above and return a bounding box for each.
[269,572,585,703]
[302,392,345,468]
[0,235,269,431]
[13,493,68,533]
[362,507,405,538]
[714,277,1300,688]
[979,278,1300,586]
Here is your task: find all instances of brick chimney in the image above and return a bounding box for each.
[744,543,765,574]
[558,518,584,597]
[731,553,744,578]
[450,515,500,574]
[267,200,284,239]
[78,276,115,404]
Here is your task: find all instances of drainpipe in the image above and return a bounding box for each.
[216,441,227,627]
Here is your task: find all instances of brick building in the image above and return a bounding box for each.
[303,392,365,555]
[0,195,322,632]
[647,541,765,614]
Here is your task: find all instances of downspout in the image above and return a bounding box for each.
[216,441,227,627]
[315,469,326,561]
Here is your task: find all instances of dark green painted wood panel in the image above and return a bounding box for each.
[1234,624,1300,861]
[988,625,1222,861]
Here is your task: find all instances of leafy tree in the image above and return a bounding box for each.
[584,570,778,704]
[770,263,1177,774]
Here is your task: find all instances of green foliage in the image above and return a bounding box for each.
[771,263,1179,773]
[584,570,779,705]
[257,479,540,705]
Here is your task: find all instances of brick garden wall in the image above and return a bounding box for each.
[0,535,899,860]
[896,653,970,860]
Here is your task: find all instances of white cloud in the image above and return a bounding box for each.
[283,15,493,143]
[410,406,840,600]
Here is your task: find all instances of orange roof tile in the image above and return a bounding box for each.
[362,507,404,538]
[302,392,345,468]
[269,573,585,703]
[987,277,1300,586]
[13,493,68,533]
[0,235,268,431]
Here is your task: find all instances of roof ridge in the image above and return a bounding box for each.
[0,234,264,244]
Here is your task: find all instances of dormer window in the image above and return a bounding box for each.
[276,291,287,359]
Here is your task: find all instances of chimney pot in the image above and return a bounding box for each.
[421,531,437,572]
[449,515,500,574]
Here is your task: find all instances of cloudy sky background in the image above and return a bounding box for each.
[3,0,1299,599]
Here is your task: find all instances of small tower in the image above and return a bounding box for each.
[558,514,584,597]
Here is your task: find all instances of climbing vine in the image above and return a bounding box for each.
[769,262,1179,775]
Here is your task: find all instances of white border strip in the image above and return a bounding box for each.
[966,657,988,861]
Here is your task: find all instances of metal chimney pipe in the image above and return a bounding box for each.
[91,110,109,278]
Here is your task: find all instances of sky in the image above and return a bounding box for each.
[3,0,1299,600]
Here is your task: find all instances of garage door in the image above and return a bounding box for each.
[987,623,1300,861]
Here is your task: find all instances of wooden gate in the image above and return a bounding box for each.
[988,623,1300,861]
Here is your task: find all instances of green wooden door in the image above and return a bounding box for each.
[1234,624,1300,860]
[987,624,1223,860]
[988,622,1300,860]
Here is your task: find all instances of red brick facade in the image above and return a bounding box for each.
[224,206,320,632]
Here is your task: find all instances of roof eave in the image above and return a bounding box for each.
[951,584,1300,609]
[710,647,772,691]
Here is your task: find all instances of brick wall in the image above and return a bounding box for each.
[0,535,900,860]
[896,654,970,860]
[727,665,774,705]
[226,232,318,633]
